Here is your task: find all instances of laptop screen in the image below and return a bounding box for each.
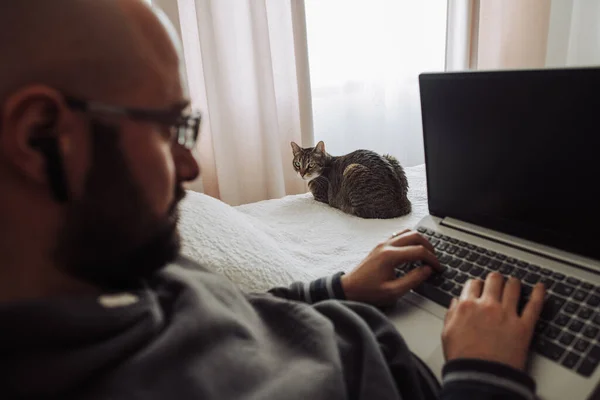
[419,67,600,261]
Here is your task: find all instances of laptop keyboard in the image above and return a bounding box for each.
[394,227,600,378]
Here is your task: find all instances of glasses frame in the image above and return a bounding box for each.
[63,95,201,150]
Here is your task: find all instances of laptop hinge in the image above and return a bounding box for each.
[440,217,600,274]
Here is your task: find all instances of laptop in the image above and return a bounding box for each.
[387,67,600,400]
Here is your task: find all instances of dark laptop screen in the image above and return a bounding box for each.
[419,68,600,261]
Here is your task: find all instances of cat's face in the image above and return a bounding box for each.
[290,141,327,181]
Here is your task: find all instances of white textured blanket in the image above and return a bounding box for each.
[179,164,429,292]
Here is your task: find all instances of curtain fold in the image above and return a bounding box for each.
[175,0,309,205]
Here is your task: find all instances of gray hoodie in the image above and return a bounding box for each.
[1,257,536,399]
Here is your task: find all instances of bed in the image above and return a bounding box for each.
[178,164,429,292]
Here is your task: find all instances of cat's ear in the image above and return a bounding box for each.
[291,141,302,155]
[315,141,325,153]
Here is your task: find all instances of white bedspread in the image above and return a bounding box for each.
[179,164,429,292]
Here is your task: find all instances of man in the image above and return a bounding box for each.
[0,1,545,399]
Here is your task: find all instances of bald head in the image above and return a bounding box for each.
[0,0,184,105]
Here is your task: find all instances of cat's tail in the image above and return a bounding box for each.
[383,154,411,215]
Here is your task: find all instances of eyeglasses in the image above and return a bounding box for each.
[63,95,201,150]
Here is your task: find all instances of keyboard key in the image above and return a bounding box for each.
[443,269,458,279]
[593,314,600,326]
[540,277,555,290]
[552,272,566,281]
[534,337,566,361]
[578,307,593,320]
[470,266,483,277]
[455,273,468,284]
[430,239,440,246]
[456,248,468,258]
[555,314,571,327]
[476,256,490,267]
[488,259,501,271]
[559,332,575,346]
[449,258,461,268]
[583,325,599,339]
[524,273,541,284]
[485,250,496,257]
[511,269,527,279]
[442,235,450,241]
[476,246,486,253]
[506,257,517,264]
[439,254,452,264]
[541,296,565,321]
[562,352,581,370]
[521,284,533,297]
[581,282,594,290]
[566,277,581,286]
[438,243,448,251]
[467,252,479,262]
[447,246,457,255]
[554,283,575,297]
[466,244,476,250]
[573,290,588,302]
[499,264,514,275]
[586,294,600,307]
[434,233,443,238]
[576,345,600,377]
[417,227,427,233]
[516,260,529,268]
[426,229,435,236]
[496,254,507,261]
[458,241,468,247]
[544,325,561,339]
[451,286,462,297]
[563,302,579,315]
[540,268,552,276]
[428,275,445,287]
[575,339,590,353]
[568,320,584,333]
[535,320,548,334]
[527,264,540,272]
[413,282,453,308]
[449,238,459,244]
[441,281,455,292]
[459,262,473,273]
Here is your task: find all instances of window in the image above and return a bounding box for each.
[305,0,448,166]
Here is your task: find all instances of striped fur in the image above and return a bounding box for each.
[291,141,411,219]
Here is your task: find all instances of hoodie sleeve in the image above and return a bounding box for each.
[440,358,537,400]
[266,272,346,304]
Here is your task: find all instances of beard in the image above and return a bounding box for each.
[54,120,184,291]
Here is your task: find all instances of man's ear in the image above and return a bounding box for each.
[315,141,325,153]
[0,86,67,185]
[291,141,302,155]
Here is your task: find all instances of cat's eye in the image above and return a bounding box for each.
[294,161,301,168]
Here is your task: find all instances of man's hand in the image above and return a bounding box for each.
[341,229,442,306]
[442,272,546,371]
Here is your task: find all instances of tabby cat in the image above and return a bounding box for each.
[291,141,411,219]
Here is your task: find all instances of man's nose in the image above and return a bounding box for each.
[173,145,200,183]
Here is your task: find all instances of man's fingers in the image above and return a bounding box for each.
[501,277,521,311]
[522,283,546,330]
[386,266,432,296]
[461,279,483,300]
[482,272,504,301]
[383,245,442,272]
[389,231,435,253]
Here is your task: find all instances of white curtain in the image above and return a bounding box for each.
[304,0,448,168]
[158,0,313,206]
[153,0,448,204]
[476,0,600,70]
